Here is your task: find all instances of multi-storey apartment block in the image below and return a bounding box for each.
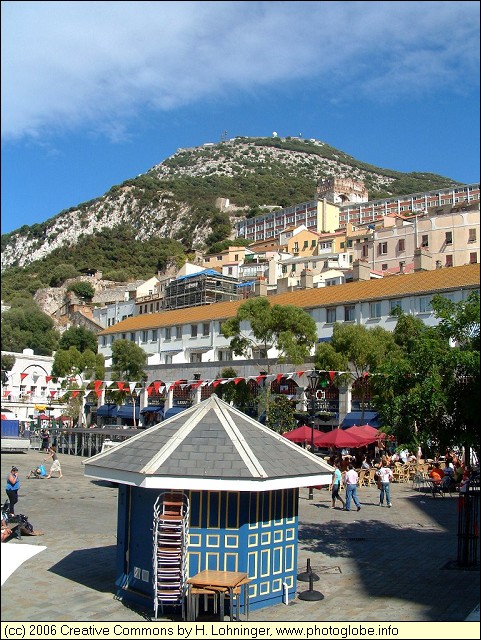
[347,199,480,272]
[236,179,480,243]
[98,263,480,372]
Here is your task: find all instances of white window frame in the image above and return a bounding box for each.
[369,302,382,319]
[326,308,336,323]
[344,305,355,322]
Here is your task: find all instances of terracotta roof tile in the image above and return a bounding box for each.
[100,263,479,335]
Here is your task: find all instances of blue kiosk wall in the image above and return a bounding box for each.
[115,484,299,613]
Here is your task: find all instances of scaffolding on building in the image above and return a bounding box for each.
[162,270,242,310]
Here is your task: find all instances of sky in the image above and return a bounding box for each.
[1,1,480,235]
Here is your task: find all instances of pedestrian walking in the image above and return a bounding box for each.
[343,464,361,512]
[377,463,393,507]
[329,461,345,509]
[40,428,50,452]
[45,445,63,479]
[5,466,20,515]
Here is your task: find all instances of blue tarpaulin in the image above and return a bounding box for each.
[117,405,140,420]
[140,405,164,414]
[340,411,380,429]
[95,405,118,418]
[163,406,189,420]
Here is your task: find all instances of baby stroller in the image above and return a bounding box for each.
[27,464,47,479]
[2,501,35,535]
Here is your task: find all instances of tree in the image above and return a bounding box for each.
[221,298,317,425]
[52,347,105,380]
[67,281,95,301]
[370,294,480,458]
[1,354,16,385]
[430,292,480,459]
[266,394,297,434]
[1,300,59,355]
[49,263,80,287]
[58,326,98,354]
[314,323,397,424]
[52,347,84,378]
[111,340,147,383]
[221,298,317,369]
[213,366,257,415]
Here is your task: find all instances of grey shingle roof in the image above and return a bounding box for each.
[84,395,334,491]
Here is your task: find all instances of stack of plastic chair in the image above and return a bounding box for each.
[153,492,189,619]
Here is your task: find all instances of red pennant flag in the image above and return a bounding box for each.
[46,376,52,383]
[50,390,56,397]
[117,381,125,391]
[72,390,79,398]
[276,373,283,383]
[255,375,266,384]
[20,373,28,381]
[96,389,102,398]
[296,370,305,377]
[94,380,103,391]
[212,380,222,388]
[147,386,154,396]
[234,377,244,385]
[153,381,161,393]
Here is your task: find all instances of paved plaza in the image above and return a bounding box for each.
[1,448,479,623]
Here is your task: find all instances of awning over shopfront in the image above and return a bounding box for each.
[140,405,164,414]
[95,404,118,418]
[340,411,380,429]
[117,404,140,420]
[163,406,189,420]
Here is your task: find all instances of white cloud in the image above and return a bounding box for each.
[1,1,479,140]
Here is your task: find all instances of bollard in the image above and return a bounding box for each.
[297,558,320,582]
[298,573,324,601]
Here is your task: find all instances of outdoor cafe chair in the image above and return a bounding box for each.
[357,469,367,488]
[363,468,377,487]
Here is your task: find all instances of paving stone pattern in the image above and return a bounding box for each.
[1,450,479,622]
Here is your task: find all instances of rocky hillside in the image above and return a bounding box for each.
[1,136,458,272]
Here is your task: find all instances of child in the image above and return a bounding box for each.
[45,445,63,479]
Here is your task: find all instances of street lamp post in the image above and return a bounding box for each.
[307,370,321,500]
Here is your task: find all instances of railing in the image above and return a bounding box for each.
[28,427,142,458]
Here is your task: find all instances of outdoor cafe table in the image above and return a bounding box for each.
[186,570,249,621]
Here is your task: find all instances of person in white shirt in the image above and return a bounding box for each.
[361,456,370,469]
[343,465,361,512]
[377,464,393,507]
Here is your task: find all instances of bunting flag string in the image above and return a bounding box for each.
[30,368,352,399]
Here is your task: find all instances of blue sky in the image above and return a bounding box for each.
[1,1,479,235]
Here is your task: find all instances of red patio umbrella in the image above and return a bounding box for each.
[313,427,371,449]
[347,424,386,440]
[282,424,319,444]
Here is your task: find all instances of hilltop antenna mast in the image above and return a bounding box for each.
[221,130,227,142]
